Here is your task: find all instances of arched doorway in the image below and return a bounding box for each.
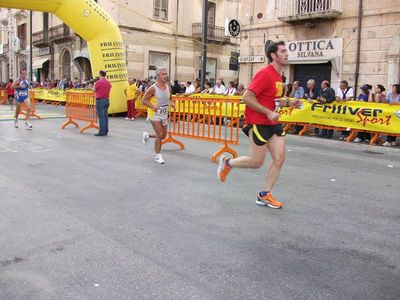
[60,49,71,79]
[74,56,92,81]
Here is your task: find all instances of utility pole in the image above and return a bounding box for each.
[200,0,208,90]
[8,9,15,79]
[29,10,33,82]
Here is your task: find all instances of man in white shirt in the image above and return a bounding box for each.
[336,80,354,141]
[336,80,354,101]
[212,79,227,94]
[184,81,195,94]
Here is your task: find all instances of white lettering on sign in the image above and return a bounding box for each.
[238,56,265,63]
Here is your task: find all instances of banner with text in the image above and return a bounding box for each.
[278,100,400,134]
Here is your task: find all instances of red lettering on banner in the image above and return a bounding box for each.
[356,110,391,127]
[279,107,294,116]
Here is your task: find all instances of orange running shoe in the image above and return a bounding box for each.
[217,156,231,182]
[256,192,283,209]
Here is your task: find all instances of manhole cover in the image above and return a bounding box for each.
[363,150,384,155]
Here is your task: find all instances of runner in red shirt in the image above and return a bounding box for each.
[217,41,301,209]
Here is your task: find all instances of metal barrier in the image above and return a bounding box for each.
[61,91,99,133]
[162,96,242,161]
[0,89,8,104]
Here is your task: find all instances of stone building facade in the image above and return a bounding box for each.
[0,0,241,84]
[238,0,400,92]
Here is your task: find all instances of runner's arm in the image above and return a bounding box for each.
[242,89,273,117]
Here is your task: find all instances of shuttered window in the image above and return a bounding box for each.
[154,0,168,21]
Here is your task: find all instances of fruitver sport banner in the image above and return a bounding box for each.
[278,100,400,135]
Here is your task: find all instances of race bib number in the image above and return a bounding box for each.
[157,106,168,115]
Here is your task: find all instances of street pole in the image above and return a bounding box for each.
[30,10,33,82]
[200,0,208,90]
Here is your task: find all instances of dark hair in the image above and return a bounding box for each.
[392,84,400,94]
[187,81,191,85]
[205,81,212,87]
[174,80,179,84]
[99,70,107,77]
[266,41,285,63]
[360,84,372,92]
[9,79,13,83]
[377,84,385,92]
[340,80,349,87]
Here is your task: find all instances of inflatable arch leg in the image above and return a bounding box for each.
[0,0,128,113]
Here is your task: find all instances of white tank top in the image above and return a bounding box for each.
[153,83,170,106]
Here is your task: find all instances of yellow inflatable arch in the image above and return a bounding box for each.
[0,0,128,113]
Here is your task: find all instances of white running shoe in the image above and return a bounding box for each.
[354,137,362,143]
[25,122,32,130]
[382,141,391,147]
[391,142,397,146]
[142,131,150,145]
[14,120,18,128]
[154,154,165,164]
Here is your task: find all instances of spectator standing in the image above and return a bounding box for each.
[212,79,227,94]
[336,80,354,140]
[336,80,354,102]
[368,84,386,103]
[225,81,237,95]
[184,81,195,95]
[289,81,305,99]
[354,84,372,143]
[201,81,213,94]
[235,83,246,96]
[171,80,181,95]
[124,78,138,120]
[317,80,336,138]
[6,79,14,105]
[93,70,112,136]
[382,84,400,146]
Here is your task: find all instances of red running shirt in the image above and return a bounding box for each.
[245,64,283,125]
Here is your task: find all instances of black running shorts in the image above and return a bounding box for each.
[242,124,286,146]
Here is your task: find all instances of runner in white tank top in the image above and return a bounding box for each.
[141,67,175,164]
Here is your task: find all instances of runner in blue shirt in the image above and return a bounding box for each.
[12,69,32,129]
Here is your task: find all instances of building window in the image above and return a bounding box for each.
[148,51,170,81]
[198,57,217,83]
[17,23,27,50]
[154,0,168,21]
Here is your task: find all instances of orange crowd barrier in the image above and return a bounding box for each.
[281,122,400,146]
[0,89,8,104]
[162,96,241,161]
[61,91,99,133]
[18,91,42,119]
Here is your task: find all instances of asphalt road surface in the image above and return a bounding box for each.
[1,116,399,300]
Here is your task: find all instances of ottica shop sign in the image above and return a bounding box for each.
[287,38,343,61]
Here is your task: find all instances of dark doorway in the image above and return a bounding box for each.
[293,62,332,88]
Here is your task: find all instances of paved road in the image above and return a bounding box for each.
[0,115,399,300]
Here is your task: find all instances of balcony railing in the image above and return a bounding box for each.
[278,0,342,22]
[32,31,50,48]
[49,24,75,43]
[192,23,230,43]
